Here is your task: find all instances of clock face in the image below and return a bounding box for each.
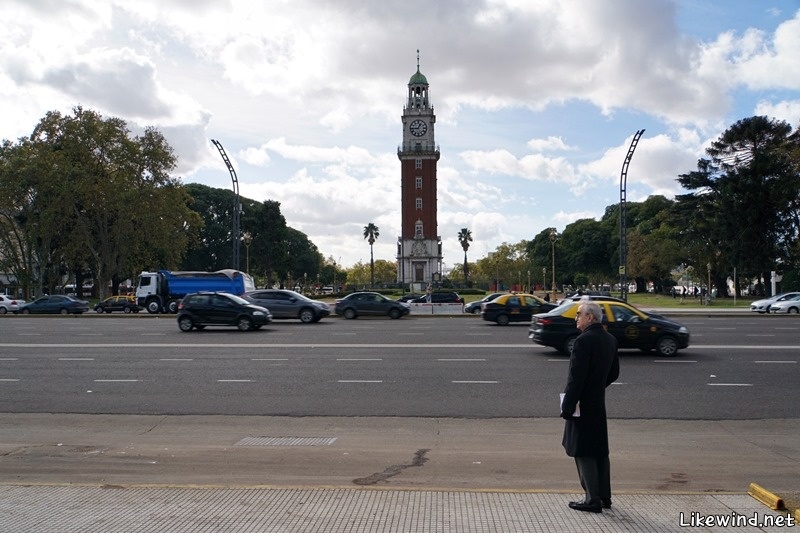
[409,119,427,137]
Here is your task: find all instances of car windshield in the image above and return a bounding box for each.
[549,301,577,315]
[223,293,250,305]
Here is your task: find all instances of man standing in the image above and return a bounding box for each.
[560,298,620,513]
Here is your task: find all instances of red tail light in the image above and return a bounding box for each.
[537,317,553,325]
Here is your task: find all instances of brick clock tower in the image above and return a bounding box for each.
[397,54,442,290]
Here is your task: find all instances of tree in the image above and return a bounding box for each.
[363,223,379,288]
[675,116,800,297]
[457,228,473,284]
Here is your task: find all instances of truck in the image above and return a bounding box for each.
[136,269,256,314]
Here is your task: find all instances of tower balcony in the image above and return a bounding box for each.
[397,141,440,157]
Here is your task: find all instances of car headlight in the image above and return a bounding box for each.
[253,310,266,316]
[679,326,689,334]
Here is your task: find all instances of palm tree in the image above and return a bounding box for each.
[457,228,472,283]
[363,223,380,288]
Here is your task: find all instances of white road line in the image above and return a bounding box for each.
[654,360,697,363]
[338,380,382,383]
[59,358,94,361]
[398,333,425,336]
[252,358,289,361]
[746,334,775,337]
[437,358,486,362]
[0,358,19,361]
[337,358,382,361]
[754,360,796,364]
[0,379,20,382]
[452,380,498,384]
[547,359,569,362]
[93,379,139,382]
[1,343,795,349]
[159,358,193,361]
[217,379,252,383]
[707,383,753,386]
[77,334,103,336]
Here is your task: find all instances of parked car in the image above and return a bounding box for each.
[334,292,410,319]
[0,295,25,314]
[529,297,690,357]
[94,295,140,314]
[481,293,556,325]
[463,293,504,315]
[410,291,465,304]
[750,292,800,313]
[176,292,272,332]
[768,294,800,314]
[19,295,90,315]
[243,289,330,323]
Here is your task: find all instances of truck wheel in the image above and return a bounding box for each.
[237,317,253,331]
[146,300,161,314]
[167,300,179,314]
[178,317,194,331]
[299,308,315,323]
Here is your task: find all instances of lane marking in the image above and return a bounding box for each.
[337,358,382,361]
[452,380,498,384]
[159,358,193,361]
[93,379,139,382]
[746,334,775,337]
[754,360,796,364]
[707,383,752,386]
[0,358,19,361]
[59,358,95,361]
[217,379,252,383]
[1,343,797,350]
[654,360,697,363]
[437,358,486,362]
[547,359,569,362]
[0,379,20,382]
[252,358,289,361]
[338,380,382,383]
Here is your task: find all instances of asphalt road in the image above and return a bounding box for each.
[0,314,797,419]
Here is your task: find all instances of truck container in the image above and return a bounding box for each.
[136,269,255,314]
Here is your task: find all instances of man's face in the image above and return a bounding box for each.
[575,305,592,331]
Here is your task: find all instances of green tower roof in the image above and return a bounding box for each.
[409,67,428,86]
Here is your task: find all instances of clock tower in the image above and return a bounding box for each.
[397,53,441,290]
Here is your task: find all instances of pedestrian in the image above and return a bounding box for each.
[560,297,620,513]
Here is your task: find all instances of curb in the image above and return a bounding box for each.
[748,482,784,510]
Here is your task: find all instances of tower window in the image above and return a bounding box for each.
[415,177,423,189]
[415,221,423,236]
[415,159,422,169]
[416,198,422,210]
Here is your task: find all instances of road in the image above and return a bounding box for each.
[1,314,797,419]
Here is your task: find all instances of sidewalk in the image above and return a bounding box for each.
[0,414,797,531]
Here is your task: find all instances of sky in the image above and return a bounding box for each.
[2,0,799,270]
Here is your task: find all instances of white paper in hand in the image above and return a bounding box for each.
[559,393,580,417]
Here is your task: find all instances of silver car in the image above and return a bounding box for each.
[243,289,330,323]
[0,295,25,314]
[768,294,800,314]
[750,292,800,313]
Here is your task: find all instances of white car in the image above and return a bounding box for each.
[750,292,800,313]
[0,295,25,314]
[768,294,800,314]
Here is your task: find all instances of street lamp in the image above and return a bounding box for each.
[542,267,546,296]
[550,228,557,301]
[707,262,711,305]
[242,232,252,275]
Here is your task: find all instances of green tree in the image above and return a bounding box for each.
[675,116,800,296]
[457,228,473,283]
[363,222,379,288]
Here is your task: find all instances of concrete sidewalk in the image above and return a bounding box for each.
[0,414,797,531]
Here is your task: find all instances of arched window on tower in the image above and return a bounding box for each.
[415,220,423,237]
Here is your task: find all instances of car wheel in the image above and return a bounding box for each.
[389,308,401,319]
[495,314,510,326]
[789,307,799,314]
[299,308,315,323]
[560,335,578,355]
[237,317,253,331]
[123,306,132,314]
[21,309,30,315]
[472,307,481,315]
[655,336,679,357]
[343,308,357,319]
[178,317,194,332]
[0,308,6,314]
[60,308,69,315]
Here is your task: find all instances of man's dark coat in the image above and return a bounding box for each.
[561,322,620,457]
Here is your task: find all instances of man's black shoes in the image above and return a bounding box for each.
[568,500,602,513]
[602,498,612,509]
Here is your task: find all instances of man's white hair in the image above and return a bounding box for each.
[579,296,603,322]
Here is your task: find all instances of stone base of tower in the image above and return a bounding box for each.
[396,237,442,290]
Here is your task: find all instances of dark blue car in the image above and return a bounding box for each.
[19,295,90,315]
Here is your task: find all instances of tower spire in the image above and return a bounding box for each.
[416,49,420,71]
